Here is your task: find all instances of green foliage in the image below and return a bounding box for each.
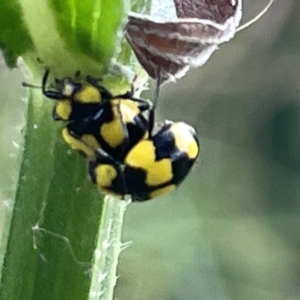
[49,0,124,69]
[0,0,129,77]
[0,1,34,67]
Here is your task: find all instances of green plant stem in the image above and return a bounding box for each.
[89,196,129,300]
[0,88,118,300]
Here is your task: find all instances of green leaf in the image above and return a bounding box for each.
[0,0,126,76]
[0,1,34,67]
[50,0,124,68]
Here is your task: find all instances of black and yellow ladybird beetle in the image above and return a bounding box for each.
[89,121,200,201]
[35,69,152,159]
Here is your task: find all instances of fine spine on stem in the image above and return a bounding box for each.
[89,195,130,300]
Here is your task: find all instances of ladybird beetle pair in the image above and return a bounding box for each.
[30,69,199,201]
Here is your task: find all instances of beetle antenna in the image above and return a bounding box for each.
[22,82,41,89]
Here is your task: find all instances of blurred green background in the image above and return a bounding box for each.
[1,0,300,299]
